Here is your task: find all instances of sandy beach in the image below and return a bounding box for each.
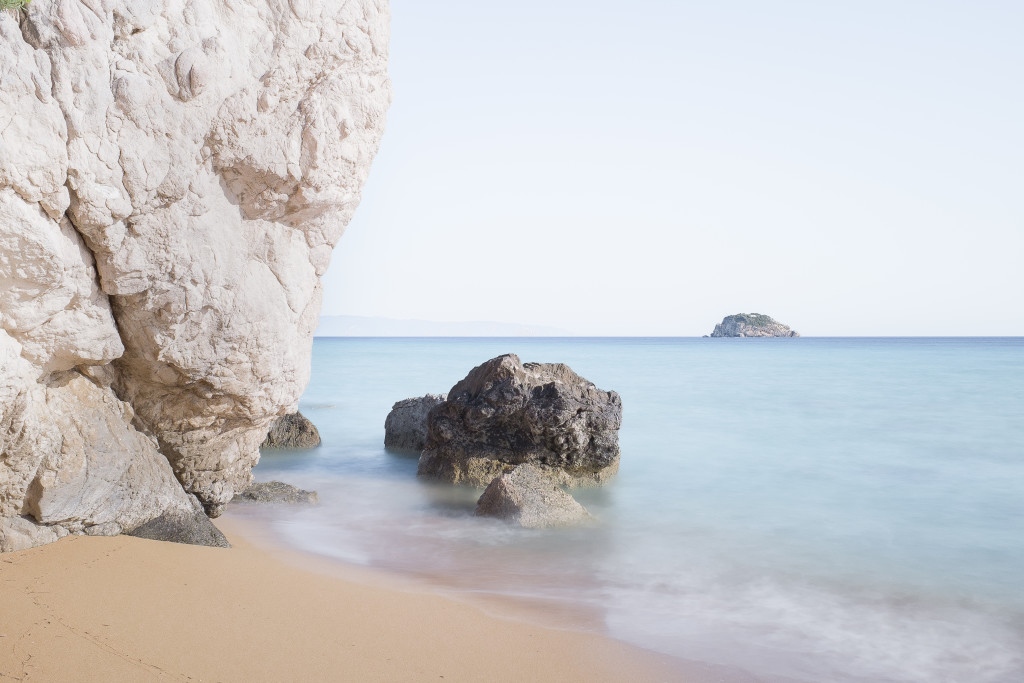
[0,515,692,682]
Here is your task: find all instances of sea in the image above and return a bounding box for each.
[240,337,1024,683]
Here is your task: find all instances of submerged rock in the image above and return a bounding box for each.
[232,481,319,505]
[710,313,799,338]
[261,412,321,449]
[418,354,622,487]
[475,464,592,529]
[384,394,447,453]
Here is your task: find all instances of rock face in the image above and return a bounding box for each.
[475,464,592,529]
[262,412,321,449]
[231,481,319,506]
[710,314,799,337]
[1,0,390,549]
[384,394,447,452]
[418,355,622,487]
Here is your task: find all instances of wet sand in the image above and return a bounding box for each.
[0,515,690,682]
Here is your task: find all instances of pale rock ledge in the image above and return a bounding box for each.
[1,0,391,548]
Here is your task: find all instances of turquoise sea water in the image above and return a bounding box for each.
[248,337,1024,682]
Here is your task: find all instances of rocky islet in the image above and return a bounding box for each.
[710,313,799,337]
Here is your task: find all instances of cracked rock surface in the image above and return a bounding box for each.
[418,355,622,488]
[1,0,390,548]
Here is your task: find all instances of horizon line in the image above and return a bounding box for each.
[313,334,1024,340]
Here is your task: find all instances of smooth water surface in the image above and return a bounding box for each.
[248,337,1024,682]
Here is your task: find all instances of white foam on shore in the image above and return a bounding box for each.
[597,561,1024,683]
[240,472,1024,683]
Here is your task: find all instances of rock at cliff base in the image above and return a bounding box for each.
[0,516,70,553]
[262,412,322,449]
[384,394,447,453]
[125,504,230,548]
[710,313,799,338]
[418,354,622,487]
[475,464,592,529]
[232,481,319,505]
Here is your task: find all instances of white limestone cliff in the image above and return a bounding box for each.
[0,0,390,548]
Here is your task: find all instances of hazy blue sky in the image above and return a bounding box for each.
[321,1,1023,336]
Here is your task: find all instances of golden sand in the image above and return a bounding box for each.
[0,515,690,682]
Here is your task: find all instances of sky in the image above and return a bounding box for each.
[320,0,1024,336]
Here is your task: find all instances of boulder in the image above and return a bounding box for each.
[384,394,447,452]
[475,464,592,529]
[418,354,621,487]
[232,481,320,505]
[262,412,321,449]
[1,361,223,549]
[125,503,231,548]
[710,313,799,337]
[0,517,70,553]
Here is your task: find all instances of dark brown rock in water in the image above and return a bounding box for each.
[232,481,319,505]
[261,411,321,449]
[418,354,622,487]
[384,394,447,453]
[475,464,592,528]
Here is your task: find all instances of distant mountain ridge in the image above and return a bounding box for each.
[316,315,570,337]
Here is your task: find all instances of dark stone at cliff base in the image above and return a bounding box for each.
[232,481,319,505]
[475,464,592,529]
[417,354,622,487]
[261,411,321,449]
[710,313,799,338]
[384,394,447,453]
[126,505,231,548]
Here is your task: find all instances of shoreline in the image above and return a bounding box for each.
[218,511,792,683]
[0,514,700,682]
[226,509,613,635]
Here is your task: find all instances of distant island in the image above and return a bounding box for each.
[709,313,799,338]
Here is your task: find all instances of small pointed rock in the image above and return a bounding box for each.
[475,464,592,529]
[262,412,321,449]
